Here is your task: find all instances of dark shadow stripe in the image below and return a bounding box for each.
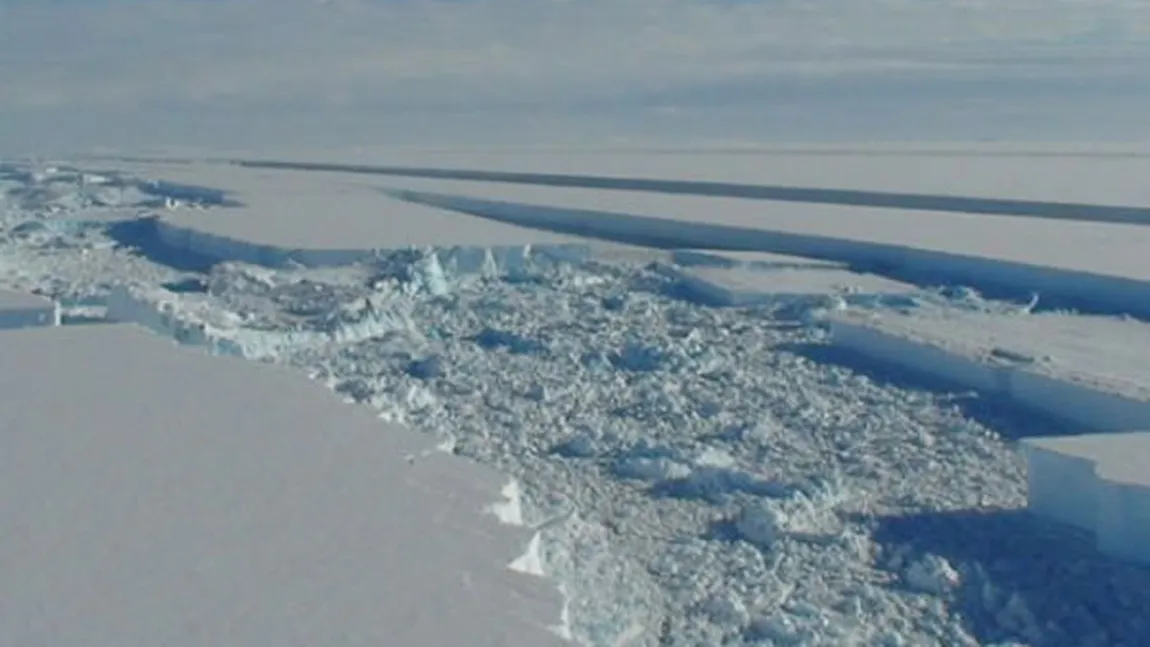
[231,159,1150,226]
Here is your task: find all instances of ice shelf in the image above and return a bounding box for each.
[0,288,59,328]
[107,160,1150,315]
[279,148,1150,209]
[105,282,428,360]
[1023,433,1150,566]
[828,308,1150,431]
[650,251,914,307]
[0,324,568,646]
[125,162,593,267]
[827,308,1150,566]
[375,177,1150,317]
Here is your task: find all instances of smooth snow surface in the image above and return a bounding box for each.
[0,288,58,327]
[7,152,1150,646]
[652,252,914,307]
[829,309,1150,431]
[0,325,567,646]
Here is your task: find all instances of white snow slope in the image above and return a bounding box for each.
[3,152,1150,647]
[0,324,568,647]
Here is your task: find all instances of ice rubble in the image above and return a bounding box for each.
[0,324,568,646]
[297,254,1063,646]
[829,308,1150,566]
[96,228,1150,640]
[104,246,582,359]
[0,161,221,214]
[106,281,420,359]
[488,479,574,639]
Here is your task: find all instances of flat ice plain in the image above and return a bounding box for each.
[227,146,1150,207]
[0,324,568,646]
[4,148,1150,645]
[649,251,917,308]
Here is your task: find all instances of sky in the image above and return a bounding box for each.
[1,0,1149,153]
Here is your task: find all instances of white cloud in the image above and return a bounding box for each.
[2,0,1149,110]
[1,0,1149,149]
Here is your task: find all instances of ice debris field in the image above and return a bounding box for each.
[2,149,1150,646]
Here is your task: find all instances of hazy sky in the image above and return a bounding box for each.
[2,0,1148,152]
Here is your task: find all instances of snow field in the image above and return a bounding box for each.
[6,158,1150,645]
[227,150,1150,208]
[0,324,569,646]
[648,251,916,308]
